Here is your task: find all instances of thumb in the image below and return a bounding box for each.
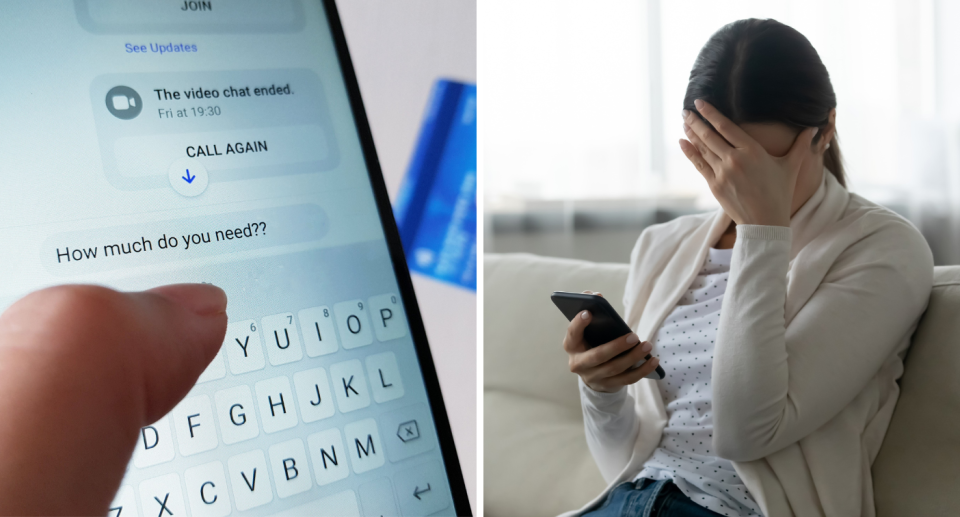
[139,284,229,422]
[785,126,819,170]
[0,283,227,516]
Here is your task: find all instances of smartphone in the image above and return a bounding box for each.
[551,292,666,380]
[0,2,469,516]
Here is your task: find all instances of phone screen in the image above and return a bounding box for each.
[0,2,466,515]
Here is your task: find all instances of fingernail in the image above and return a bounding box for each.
[683,123,691,134]
[626,333,639,345]
[149,283,227,316]
[812,127,820,136]
[682,109,690,119]
[580,310,590,320]
[641,341,653,353]
[694,99,704,109]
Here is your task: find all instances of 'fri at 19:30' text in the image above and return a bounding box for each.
[159,106,222,119]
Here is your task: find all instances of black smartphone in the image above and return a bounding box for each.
[551,292,666,380]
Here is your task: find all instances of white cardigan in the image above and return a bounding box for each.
[565,170,934,517]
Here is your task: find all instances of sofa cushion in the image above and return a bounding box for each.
[484,391,608,517]
[484,253,629,516]
[873,265,960,516]
[484,253,630,409]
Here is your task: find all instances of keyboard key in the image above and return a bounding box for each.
[184,461,231,517]
[108,485,138,517]
[293,367,336,423]
[214,385,260,445]
[255,376,298,433]
[227,449,273,511]
[344,418,385,474]
[330,360,371,413]
[262,312,304,366]
[265,490,360,517]
[196,349,226,384]
[379,403,438,463]
[133,416,175,469]
[334,299,373,349]
[138,473,185,517]
[172,395,218,456]
[358,477,399,517]
[307,427,350,486]
[367,293,408,342]
[269,438,312,498]
[392,460,451,516]
[224,319,266,375]
[365,351,405,403]
[299,305,339,357]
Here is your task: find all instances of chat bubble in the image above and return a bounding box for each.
[41,204,327,275]
[90,69,339,191]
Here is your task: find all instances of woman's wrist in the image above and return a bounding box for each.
[580,376,626,398]
[734,224,792,241]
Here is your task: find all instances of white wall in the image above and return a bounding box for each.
[336,1,477,509]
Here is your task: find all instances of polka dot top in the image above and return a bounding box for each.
[635,246,762,516]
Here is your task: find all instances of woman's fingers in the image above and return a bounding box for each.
[583,347,660,391]
[563,309,591,354]
[576,333,639,370]
[691,99,754,149]
[606,355,661,387]
[679,138,715,182]
[784,126,819,171]
[590,339,653,379]
[683,107,735,158]
[684,124,721,169]
[563,291,654,392]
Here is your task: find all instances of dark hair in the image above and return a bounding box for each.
[684,18,846,187]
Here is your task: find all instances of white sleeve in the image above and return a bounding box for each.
[579,377,639,483]
[711,223,933,462]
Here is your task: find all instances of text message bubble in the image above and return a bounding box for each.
[90,69,339,191]
[42,204,327,275]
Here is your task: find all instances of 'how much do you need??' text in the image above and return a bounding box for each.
[55,222,268,264]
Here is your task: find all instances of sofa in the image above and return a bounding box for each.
[484,252,960,517]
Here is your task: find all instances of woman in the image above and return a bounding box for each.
[561,19,933,517]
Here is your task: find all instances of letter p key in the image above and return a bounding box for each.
[368,293,408,342]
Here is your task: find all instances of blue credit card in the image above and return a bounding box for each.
[394,80,477,291]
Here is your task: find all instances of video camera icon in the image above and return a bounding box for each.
[105,86,142,120]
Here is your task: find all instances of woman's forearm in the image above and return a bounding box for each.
[711,225,793,461]
[580,377,640,482]
[710,222,931,462]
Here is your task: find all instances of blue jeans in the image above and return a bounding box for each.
[582,478,723,517]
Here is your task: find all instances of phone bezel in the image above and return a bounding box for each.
[322,1,471,512]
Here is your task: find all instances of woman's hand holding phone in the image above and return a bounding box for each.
[563,291,661,393]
